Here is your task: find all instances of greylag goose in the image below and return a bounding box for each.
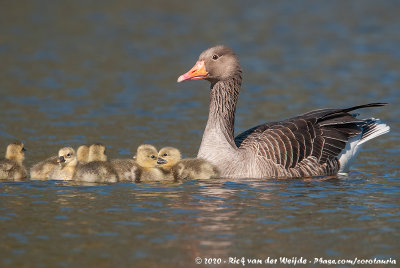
[128,144,164,182]
[178,45,390,178]
[0,141,28,180]
[48,147,77,180]
[157,147,220,181]
[73,143,118,183]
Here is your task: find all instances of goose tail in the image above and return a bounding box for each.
[338,118,390,174]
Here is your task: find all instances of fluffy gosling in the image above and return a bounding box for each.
[111,158,136,181]
[0,141,28,181]
[30,144,90,179]
[129,144,164,182]
[76,144,90,164]
[73,143,118,183]
[157,147,220,181]
[47,147,78,180]
[30,155,58,180]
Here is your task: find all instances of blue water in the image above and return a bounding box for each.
[1,0,399,267]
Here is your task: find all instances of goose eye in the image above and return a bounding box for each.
[163,153,168,157]
[212,54,219,60]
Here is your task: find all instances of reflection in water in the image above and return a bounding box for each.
[1,175,399,267]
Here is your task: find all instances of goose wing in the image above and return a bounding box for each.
[235,103,386,171]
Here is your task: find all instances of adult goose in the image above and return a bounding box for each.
[177,45,390,179]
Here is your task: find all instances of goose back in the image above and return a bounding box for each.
[234,103,387,178]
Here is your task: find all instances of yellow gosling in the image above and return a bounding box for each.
[48,147,78,180]
[111,158,136,181]
[157,147,220,181]
[73,143,118,183]
[0,141,28,181]
[76,144,90,164]
[129,144,164,182]
[88,143,107,162]
[30,155,58,180]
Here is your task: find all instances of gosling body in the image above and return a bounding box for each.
[30,155,58,180]
[130,144,164,183]
[157,147,220,181]
[73,143,118,183]
[111,158,136,181]
[30,144,89,180]
[173,158,220,181]
[0,141,27,181]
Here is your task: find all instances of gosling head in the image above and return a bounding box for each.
[88,143,107,162]
[136,144,158,168]
[157,147,181,170]
[5,141,26,165]
[57,147,77,168]
[76,145,89,164]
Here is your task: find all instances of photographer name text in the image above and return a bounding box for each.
[194,256,396,266]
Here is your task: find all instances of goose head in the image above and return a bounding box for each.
[136,144,158,168]
[157,147,181,169]
[177,45,241,84]
[57,147,77,167]
[6,141,26,164]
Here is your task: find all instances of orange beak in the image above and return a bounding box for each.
[177,60,208,82]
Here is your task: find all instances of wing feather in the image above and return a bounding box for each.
[234,103,387,176]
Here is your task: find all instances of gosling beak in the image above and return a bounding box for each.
[22,147,27,152]
[157,157,167,165]
[57,156,66,164]
[177,60,208,82]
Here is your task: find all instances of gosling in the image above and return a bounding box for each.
[30,155,58,180]
[47,147,78,180]
[129,144,164,182]
[111,157,136,181]
[73,143,118,183]
[0,141,28,181]
[157,147,220,181]
[30,144,90,179]
[76,144,90,164]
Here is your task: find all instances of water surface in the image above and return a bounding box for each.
[0,0,399,267]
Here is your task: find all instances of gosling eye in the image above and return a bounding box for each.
[22,147,26,152]
[66,153,71,157]
[163,153,168,157]
[150,155,155,159]
[212,54,219,60]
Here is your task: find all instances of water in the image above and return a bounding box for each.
[1,0,399,267]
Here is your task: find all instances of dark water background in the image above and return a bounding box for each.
[0,0,399,267]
